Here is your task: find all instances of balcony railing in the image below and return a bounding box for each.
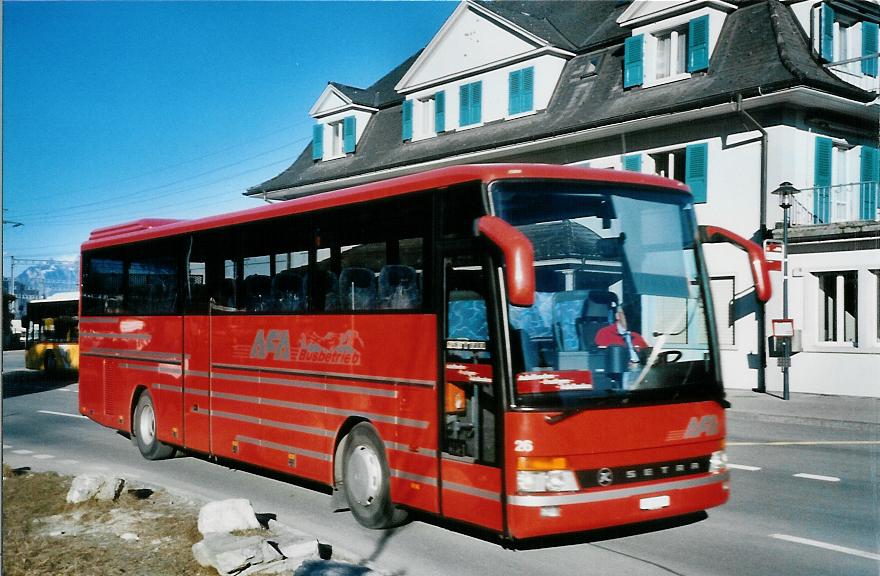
[790,181,879,226]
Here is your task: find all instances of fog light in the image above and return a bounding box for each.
[709,450,728,474]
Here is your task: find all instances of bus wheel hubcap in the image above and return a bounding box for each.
[348,444,381,507]
[140,404,156,445]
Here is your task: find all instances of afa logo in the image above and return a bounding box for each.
[250,329,291,361]
[249,328,363,366]
[684,415,719,438]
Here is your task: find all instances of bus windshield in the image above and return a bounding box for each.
[490,180,719,410]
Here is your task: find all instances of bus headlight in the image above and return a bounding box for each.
[516,470,579,493]
[709,450,728,474]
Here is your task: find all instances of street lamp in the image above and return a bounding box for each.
[771,182,800,400]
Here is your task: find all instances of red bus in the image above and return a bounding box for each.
[79,164,770,540]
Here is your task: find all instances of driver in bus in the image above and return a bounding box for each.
[594,299,648,368]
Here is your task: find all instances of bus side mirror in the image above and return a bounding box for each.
[475,216,535,307]
[699,225,772,303]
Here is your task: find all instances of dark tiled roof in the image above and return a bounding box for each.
[249,0,876,197]
[473,1,629,50]
[326,50,424,110]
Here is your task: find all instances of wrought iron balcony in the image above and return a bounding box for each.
[790,180,879,226]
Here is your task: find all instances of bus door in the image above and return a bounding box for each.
[439,247,503,531]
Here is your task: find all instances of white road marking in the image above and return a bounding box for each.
[2,444,11,449]
[793,473,840,482]
[729,440,880,446]
[38,410,87,419]
[32,454,55,460]
[771,534,880,561]
[12,450,33,455]
[727,463,762,471]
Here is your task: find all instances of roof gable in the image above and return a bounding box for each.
[309,85,353,118]
[395,0,558,93]
[618,0,736,27]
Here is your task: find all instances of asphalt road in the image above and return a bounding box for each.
[3,349,878,576]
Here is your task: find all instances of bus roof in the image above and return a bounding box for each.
[82,163,690,251]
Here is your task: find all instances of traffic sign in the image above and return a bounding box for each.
[764,239,783,272]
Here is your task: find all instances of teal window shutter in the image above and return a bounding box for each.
[471,81,482,124]
[522,67,534,112]
[814,136,833,224]
[508,69,522,115]
[687,15,710,72]
[624,35,644,88]
[622,154,642,172]
[460,81,481,126]
[686,143,709,203]
[343,116,356,154]
[434,91,445,133]
[402,100,413,141]
[459,83,471,126]
[820,4,834,62]
[508,67,534,115]
[860,145,878,220]
[862,22,878,77]
[312,124,323,160]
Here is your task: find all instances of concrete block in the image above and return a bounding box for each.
[198,498,262,535]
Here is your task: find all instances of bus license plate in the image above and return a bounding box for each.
[640,495,670,510]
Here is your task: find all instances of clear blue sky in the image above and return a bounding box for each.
[2,1,456,275]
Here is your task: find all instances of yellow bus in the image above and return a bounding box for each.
[25,292,79,372]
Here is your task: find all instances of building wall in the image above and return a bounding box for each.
[763,248,880,396]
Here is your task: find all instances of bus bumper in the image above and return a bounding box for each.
[506,471,729,539]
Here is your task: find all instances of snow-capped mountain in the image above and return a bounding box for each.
[14,261,79,297]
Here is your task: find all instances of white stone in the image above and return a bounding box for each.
[277,539,317,563]
[120,532,139,541]
[66,475,103,504]
[215,539,263,574]
[193,533,267,574]
[96,477,125,501]
[240,558,302,575]
[260,541,284,564]
[198,499,261,535]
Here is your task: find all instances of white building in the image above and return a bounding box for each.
[249,0,880,397]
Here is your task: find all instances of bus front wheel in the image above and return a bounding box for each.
[133,391,175,460]
[342,423,402,529]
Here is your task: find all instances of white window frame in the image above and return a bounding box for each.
[329,120,345,159]
[415,95,436,140]
[654,26,688,82]
[814,270,859,347]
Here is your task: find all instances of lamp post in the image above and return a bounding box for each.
[771,182,800,400]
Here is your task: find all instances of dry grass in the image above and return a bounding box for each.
[2,465,216,576]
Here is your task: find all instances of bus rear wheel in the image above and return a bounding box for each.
[342,423,402,529]
[133,391,175,460]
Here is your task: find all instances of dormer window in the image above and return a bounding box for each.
[655,27,687,79]
[312,115,356,161]
[620,3,722,90]
[402,91,446,142]
[815,3,879,79]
